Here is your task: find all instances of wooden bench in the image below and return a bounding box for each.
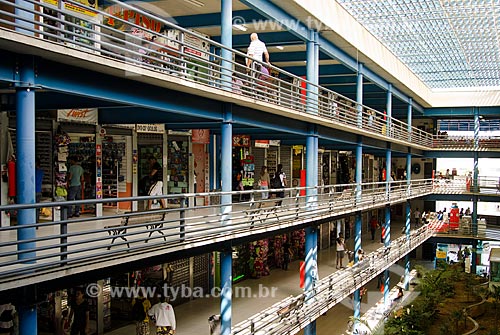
[105,211,166,249]
[246,199,281,228]
[277,295,305,322]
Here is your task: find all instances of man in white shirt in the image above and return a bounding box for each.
[414,208,421,227]
[246,33,270,72]
[148,296,176,335]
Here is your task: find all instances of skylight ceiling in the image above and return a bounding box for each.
[336,0,500,90]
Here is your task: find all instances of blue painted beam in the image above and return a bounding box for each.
[33,58,223,121]
[424,151,500,159]
[425,194,500,203]
[423,107,500,117]
[239,0,310,42]
[283,64,355,77]
[269,51,330,62]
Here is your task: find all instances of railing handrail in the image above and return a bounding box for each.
[0,0,490,149]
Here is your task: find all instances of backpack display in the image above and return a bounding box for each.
[131,299,146,321]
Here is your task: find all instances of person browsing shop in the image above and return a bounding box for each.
[336,232,346,269]
[67,156,84,218]
[147,155,166,210]
[69,287,89,335]
[148,296,176,335]
[258,166,270,200]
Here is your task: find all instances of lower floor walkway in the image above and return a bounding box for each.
[103,218,412,335]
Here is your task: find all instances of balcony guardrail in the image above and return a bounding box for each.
[0,180,434,289]
[1,0,497,151]
[232,224,436,335]
[0,0,437,148]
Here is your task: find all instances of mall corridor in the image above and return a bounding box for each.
[104,220,409,335]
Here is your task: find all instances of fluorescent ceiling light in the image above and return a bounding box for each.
[184,0,204,8]
[232,24,247,32]
[275,46,284,50]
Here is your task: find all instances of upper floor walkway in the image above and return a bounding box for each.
[1,178,498,292]
[0,0,499,154]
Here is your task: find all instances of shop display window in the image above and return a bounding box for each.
[139,145,163,196]
[68,137,96,213]
[102,137,125,206]
[167,140,189,204]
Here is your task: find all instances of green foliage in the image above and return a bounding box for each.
[384,266,481,335]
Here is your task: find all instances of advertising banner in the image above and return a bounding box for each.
[57,108,98,124]
[136,124,165,134]
[63,0,98,18]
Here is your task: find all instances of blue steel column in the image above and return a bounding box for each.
[407,98,413,142]
[220,249,232,335]
[209,135,216,191]
[404,151,411,290]
[16,57,36,259]
[220,104,233,335]
[306,31,318,115]
[353,136,363,318]
[472,108,479,236]
[304,124,318,335]
[16,2,37,333]
[384,145,392,307]
[385,84,392,137]
[16,55,38,335]
[383,85,392,307]
[356,63,363,128]
[220,0,232,91]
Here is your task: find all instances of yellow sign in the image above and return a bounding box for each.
[436,250,446,259]
[43,0,59,6]
[64,0,97,18]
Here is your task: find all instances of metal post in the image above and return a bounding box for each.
[221,105,232,224]
[15,1,36,329]
[473,150,478,235]
[306,30,316,115]
[220,249,232,335]
[407,98,413,142]
[180,198,185,241]
[304,226,317,335]
[386,84,392,137]
[16,56,36,262]
[356,63,363,128]
[355,136,362,204]
[306,126,318,211]
[220,0,232,91]
[385,145,392,200]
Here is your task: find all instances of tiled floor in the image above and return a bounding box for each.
[105,219,412,335]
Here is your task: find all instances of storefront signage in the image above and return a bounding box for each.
[269,140,281,146]
[184,30,210,60]
[64,1,97,18]
[57,108,98,124]
[43,0,59,7]
[255,140,269,148]
[233,135,250,147]
[136,124,165,134]
[192,129,210,144]
[104,5,162,32]
[167,129,192,136]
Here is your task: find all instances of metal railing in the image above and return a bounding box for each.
[1,176,498,289]
[1,0,496,151]
[433,175,500,194]
[0,0,466,150]
[432,134,500,151]
[0,179,434,289]
[232,224,435,335]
